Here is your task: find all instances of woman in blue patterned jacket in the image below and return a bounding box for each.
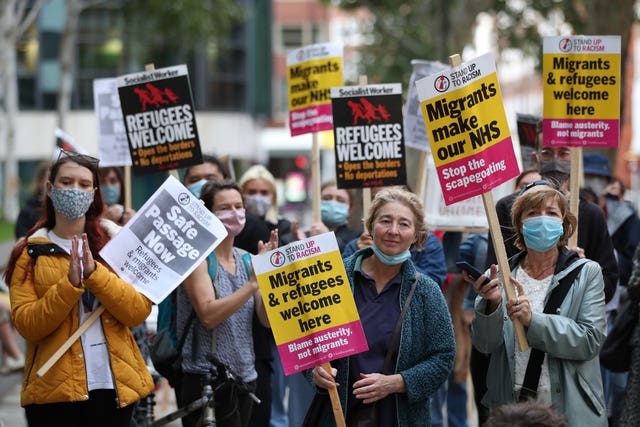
[310,187,455,426]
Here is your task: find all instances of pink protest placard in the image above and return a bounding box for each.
[415,53,519,205]
[253,233,368,375]
[542,36,621,147]
[287,43,343,137]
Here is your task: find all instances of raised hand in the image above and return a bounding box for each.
[508,278,532,327]
[258,229,279,254]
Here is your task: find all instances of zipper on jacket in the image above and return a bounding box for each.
[101,316,121,408]
[23,344,38,388]
[80,312,91,398]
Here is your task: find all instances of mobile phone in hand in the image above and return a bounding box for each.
[456,261,490,288]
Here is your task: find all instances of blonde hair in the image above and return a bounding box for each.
[512,185,576,251]
[364,187,428,249]
[238,164,278,224]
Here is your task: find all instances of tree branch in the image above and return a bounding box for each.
[15,0,47,38]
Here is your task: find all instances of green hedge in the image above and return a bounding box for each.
[0,220,14,243]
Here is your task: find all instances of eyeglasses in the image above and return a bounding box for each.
[538,147,572,161]
[57,149,100,167]
[517,179,559,196]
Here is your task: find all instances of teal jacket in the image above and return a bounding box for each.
[472,248,607,427]
[309,248,455,427]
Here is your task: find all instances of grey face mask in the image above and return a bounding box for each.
[539,158,571,175]
[539,159,571,186]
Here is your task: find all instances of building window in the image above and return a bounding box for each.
[282,26,303,48]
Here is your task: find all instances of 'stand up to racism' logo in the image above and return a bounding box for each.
[270,251,286,267]
[178,192,191,205]
[559,38,573,53]
[133,83,180,112]
[347,98,391,125]
[434,75,450,93]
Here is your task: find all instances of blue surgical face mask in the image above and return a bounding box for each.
[245,194,272,217]
[101,184,120,206]
[50,187,94,219]
[371,244,412,265]
[187,179,208,198]
[321,200,349,227]
[522,216,564,252]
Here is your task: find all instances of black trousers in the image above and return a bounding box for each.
[25,389,135,427]
[248,358,272,427]
[181,372,256,427]
[470,346,491,425]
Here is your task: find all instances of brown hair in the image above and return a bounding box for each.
[484,400,568,427]
[512,185,576,251]
[321,180,355,209]
[200,179,243,212]
[364,187,428,249]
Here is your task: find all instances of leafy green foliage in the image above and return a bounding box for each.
[329,0,637,85]
[490,0,637,68]
[0,220,14,243]
[326,0,488,85]
[122,0,244,61]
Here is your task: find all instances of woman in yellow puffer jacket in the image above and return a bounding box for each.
[3,150,153,427]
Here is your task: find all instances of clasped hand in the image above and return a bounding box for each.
[68,233,96,287]
[312,366,396,404]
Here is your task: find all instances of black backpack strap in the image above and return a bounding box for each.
[519,261,586,401]
[27,242,67,258]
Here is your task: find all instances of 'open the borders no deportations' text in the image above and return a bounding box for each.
[125,105,197,166]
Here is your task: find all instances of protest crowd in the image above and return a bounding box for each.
[1,144,635,427]
[0,32,635,427]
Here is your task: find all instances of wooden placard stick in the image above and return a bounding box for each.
[37,305,106,377]
[322,362,346,427]
[448,54,528,351]
[568,147,581,248]
[124,165,132,210]
[415,151,428,201]
[312,133,321,223]
[482,192,529,351]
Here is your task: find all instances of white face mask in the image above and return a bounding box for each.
[244,194,272,217]
[584,176,609,197]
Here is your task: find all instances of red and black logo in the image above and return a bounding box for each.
[347,97,391,125]
[133,83,180,112]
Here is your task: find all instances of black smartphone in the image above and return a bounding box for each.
[456,261,490,287]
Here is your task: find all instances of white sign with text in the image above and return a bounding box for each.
[100,175,226,303]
